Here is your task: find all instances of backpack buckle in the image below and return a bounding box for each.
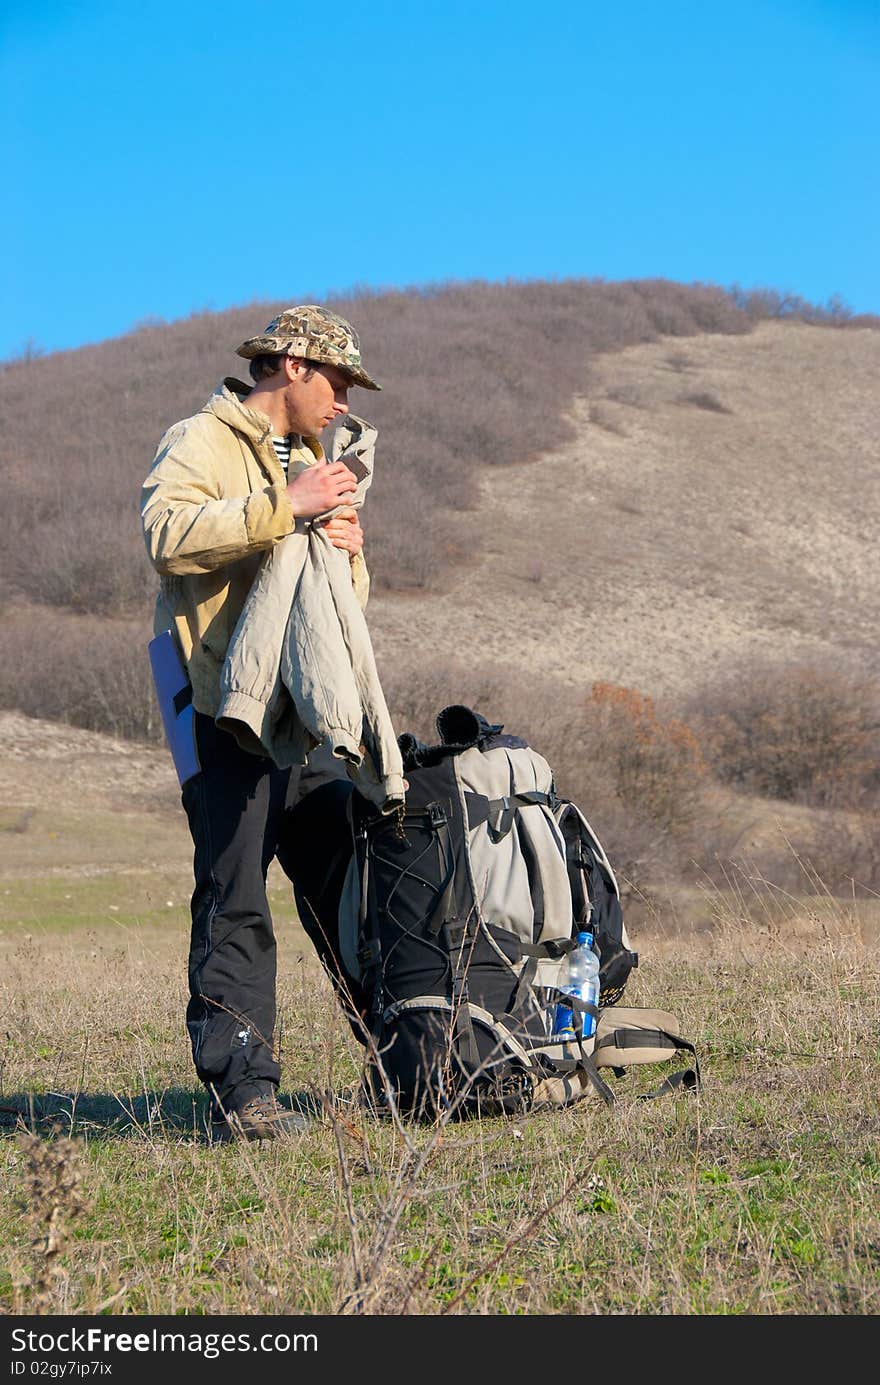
[442,918,468,951]
[488,796,515,842]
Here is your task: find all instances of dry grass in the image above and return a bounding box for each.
[1,877,877,1316]
[0,713,878,1315]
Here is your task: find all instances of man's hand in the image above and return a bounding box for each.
[321,507,364,556]
[287,461,357,518]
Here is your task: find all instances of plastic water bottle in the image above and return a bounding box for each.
[553,931,601,1040]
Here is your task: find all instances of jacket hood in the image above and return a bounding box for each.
[201,378,277,447]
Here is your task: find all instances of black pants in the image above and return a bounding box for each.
[181,714,357,1109]
[278,776,369,1043]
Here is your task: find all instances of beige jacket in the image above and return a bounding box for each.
[141,378,369,718]
[215,417,405,813]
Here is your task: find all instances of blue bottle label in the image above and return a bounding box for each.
[553,1003,575,1036]
[554,983,583,1038]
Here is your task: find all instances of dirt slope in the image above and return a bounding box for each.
[368,322,880,700]
[0,711,184,878]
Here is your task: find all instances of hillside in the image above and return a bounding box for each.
[369,320,880,698]
[0,280,877,899]
[1,280,877,737]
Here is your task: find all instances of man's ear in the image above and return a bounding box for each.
[284,355,305,381]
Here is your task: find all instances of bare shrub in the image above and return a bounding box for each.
[14,1131,88,1313]
[382,663,710,890]
[690,659,880,810]
[388,664,880,903]
[588,401,627,435]
[556,687,710,887]
[3,338,45,365]
[565,675,709,858]
[13,512,155,614]
[680,390,732,414]
[580,683,706,825]
[729,285,816,322]
[727,283,880,329]
[605,384,645,408]
[816,816,880,896]
[0,607,159,742]
[382,658,516,746]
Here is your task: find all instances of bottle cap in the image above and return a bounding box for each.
[576,930,593,946]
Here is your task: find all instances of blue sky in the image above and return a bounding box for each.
[2,0,878,359]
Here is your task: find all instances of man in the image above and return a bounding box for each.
[141,305,381,1141]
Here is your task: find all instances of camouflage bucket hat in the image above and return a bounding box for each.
[235,305,381,391]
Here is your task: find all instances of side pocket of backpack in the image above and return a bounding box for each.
[373,996,536,1116]
[554,801,638,1005]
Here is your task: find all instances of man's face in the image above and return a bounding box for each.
[284,359,352,435]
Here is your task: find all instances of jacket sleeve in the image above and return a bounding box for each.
[350,550,370,609]
[141,422,295,576]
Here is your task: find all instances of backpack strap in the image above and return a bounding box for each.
[425,809,457,936]
[595,1024,698,1067]
[465,789,553,841]
[437,917,488,1071]
[574,1053,616,1106]
[544,986,601,1029]
[520,936,575,959]
[451,976,481,1070]
[509,953,539,1016]
[509,937,578,1017]
[544,1045,616,1106]
[638,1068,699,1100]
[353,835,383,1036]
[594,1023,701,1094]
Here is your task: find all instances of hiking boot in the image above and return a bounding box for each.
[210,1086,311,1143]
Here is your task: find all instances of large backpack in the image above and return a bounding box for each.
[286,705,698,1118]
